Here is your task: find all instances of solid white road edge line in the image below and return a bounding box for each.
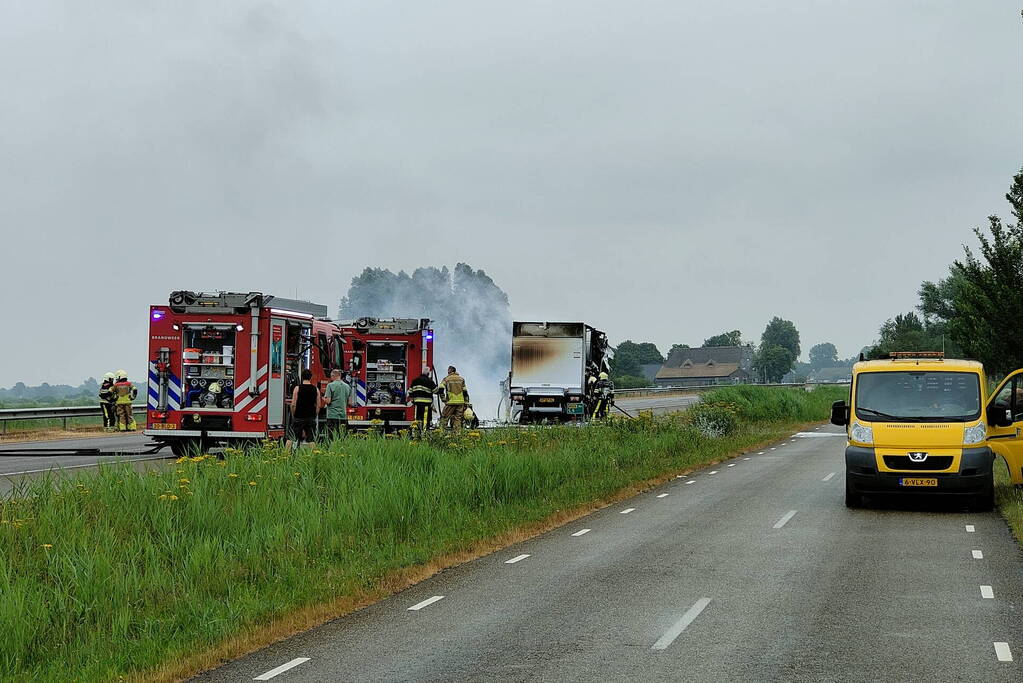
[773,510,798,529]
[506,554,530,564]
[1,454,170,478]
[981,585,994,599]
[651,598,712,651]
[408,595,445,611]
[972,550,984,559]
[254,657,311,680]
[571,528,591,537]
[994,642,1013,662]
[657,493,669,498]
[966,524,976,532]
[822,472,836,482]
[621,508,636,514]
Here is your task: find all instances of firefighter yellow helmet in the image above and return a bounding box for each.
[599,372,609,380]
[463,406,475,422]
[208,381,222,394]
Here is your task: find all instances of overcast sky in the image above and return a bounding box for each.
[1,1,1021,386]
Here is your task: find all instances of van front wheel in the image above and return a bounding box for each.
[972,476,995,513]
[845,474,863,508]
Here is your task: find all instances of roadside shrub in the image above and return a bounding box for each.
[685,401,739,437]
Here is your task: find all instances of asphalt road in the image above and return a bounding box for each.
[195,425,1023,682]
[0,434,167,494]
[616,394,698,415]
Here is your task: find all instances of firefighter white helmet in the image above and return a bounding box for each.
[103,372,115,380]
[116,370,128,380]
[463,406,475,422]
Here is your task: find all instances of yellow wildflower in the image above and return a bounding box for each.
[169,494,179,501]
[178,478,190,484]
[158,494,168,500]
[228,473,239,478]
[41,544,53,549]
[248,481,257,486]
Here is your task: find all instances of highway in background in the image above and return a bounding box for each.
[195,426,1023,682]
[0,394,691,493]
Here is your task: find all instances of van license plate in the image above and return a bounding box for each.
[900,478,937,487]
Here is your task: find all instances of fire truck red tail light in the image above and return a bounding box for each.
[152,411,167,419]
[245,414,263,422]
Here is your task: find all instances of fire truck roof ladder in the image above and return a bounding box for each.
[168,291,328,318]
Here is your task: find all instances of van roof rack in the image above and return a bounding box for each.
[888,351,944,360]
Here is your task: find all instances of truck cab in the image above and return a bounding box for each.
[831,352,1023,510]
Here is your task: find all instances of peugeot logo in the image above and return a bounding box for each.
[908,452,928,462]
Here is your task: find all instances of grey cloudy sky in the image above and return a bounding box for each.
[1,1,1021,386]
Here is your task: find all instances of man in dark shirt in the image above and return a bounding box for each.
[287,368,322,448]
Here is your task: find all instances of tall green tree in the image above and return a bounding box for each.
[760,317,800,361]
[702,330,743,347]
[866,312,946,359]
[917,167,1023,373]
[808,342,838,369]
[753,345,795,383]
[610,341,664,379]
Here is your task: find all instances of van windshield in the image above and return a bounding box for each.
[855,371,981,422]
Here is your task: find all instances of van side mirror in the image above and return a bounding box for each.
[831,400,849,427]
[987,404,1014,428]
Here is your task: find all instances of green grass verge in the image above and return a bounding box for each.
[995,458,1023,539]
[0,386,844,681]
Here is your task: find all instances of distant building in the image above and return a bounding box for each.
[654,346,754,387]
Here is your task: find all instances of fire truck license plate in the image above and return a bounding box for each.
[900,478,937,487]
[150,423,177,430]
[538,398,556,403]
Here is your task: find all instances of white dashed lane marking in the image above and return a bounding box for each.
[773,510,798,529]
[253,658,311,680]
[657,493,669,498]
[621,508,636,514]
[994,642,1013,662]
[966,524,975,533]
[822,472,836,482]
[981,585,994,599]
[686,480,696,485]
[571,528,591,537]
[505,554,530,564]
[408,596,445,611]
[727,463,735,468]
[709,471,718,475]
[651,598,712,651]
[973,550,984,559]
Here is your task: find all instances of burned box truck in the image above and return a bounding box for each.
[507,322,611,424]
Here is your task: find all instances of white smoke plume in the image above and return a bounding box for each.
[338,264,512,419]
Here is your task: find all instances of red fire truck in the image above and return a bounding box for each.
[145,291,434,454]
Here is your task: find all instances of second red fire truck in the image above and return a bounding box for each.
[144,291,435,453]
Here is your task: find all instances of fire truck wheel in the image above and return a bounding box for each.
[170,438,199,458]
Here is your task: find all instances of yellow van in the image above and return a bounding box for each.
[831,352,1023,510]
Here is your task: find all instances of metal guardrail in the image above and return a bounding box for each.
[0,404,147,433]
[615,381,848,396]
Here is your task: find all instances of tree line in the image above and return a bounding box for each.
[865,167,1023,376]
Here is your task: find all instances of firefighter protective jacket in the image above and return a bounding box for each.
[409,375,437,404]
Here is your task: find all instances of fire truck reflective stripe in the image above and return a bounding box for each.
[249,397,268,414]
[147,362,181,411]
[234,381,268,413]
[355,379,368,406]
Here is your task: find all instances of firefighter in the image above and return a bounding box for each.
[408,368,437,433]
[98,372,116,431]
[437,365,469,433]
[112,370,138,431]
[592,371,615,420]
